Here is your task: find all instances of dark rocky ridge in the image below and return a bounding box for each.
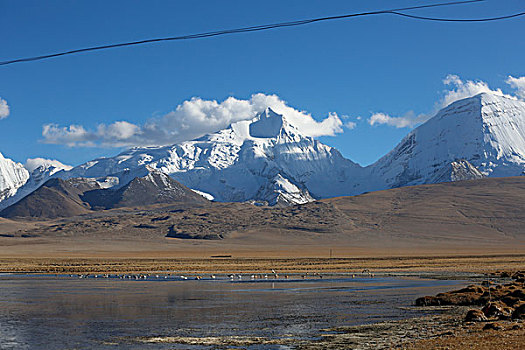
[0,178,99,218]
[81,171,208,210]
[0,171,208,218]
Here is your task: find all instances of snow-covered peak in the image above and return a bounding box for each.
[421,92,525,176]
[363,92,525,191]
[24,158,72,174]
[192,107,305,145]
[23,158,74,197]
[141,166,176,189]
[45,106,361,205]
[250,108,287,138]
[477,91,518,105]
[0,152,30,202]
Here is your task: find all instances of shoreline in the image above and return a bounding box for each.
[297,305,525,349]
[1,253,524,275]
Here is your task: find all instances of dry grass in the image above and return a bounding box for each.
[1,254,523,274]
[402,324,525,350]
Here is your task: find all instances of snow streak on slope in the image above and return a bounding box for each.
[0,152,29,202]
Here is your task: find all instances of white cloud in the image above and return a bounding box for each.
[0,97,10,119]
[42,124,94,147]
[248,94,343,137]
[440,74,516,107]
[506,75,525,99]
[341,115,359,130]
[344,121,357,129]
[97,121,141,141]
[41,94,344,147]
[368,111,428,129]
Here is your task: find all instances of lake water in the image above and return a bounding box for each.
[0,274,466,349]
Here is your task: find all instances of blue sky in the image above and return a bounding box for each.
[0,0,524,167]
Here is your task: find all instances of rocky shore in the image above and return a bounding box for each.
[415,270,525,322]
[298,270,525,349]
[133,271,524,349]
[138,304,524,350]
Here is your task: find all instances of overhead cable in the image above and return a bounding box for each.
[2,0,523,66]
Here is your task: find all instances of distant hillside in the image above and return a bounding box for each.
[0,170,209,219]
[0,178,97,218]
[323,176,525,242]
[5,177,524,251]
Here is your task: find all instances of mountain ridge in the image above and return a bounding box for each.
[2,177,524,247]
[51,107,362,205]
[0,92,524,208]
[0,169,209,218]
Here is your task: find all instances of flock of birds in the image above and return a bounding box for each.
[68,269,376,281]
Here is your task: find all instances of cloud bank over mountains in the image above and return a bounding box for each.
[40,75,525,148]
[41,93,345,148]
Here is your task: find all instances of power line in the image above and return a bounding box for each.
[1,0,522,67]
[0,0,487,67]
[393,10,525,22]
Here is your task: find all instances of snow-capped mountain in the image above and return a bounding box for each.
[0,92,524,209]
[0,152,29,202]
[24,158,72,187]
[0,167,208,218]
[0,157,72,210]
[361,93,525,192]
[57,108,363,205]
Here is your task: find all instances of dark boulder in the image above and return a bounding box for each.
[482,301,513,319]
[483,322,503,331]
[465,309,487,322]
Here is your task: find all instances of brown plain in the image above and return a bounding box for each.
[0,176,523,274]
